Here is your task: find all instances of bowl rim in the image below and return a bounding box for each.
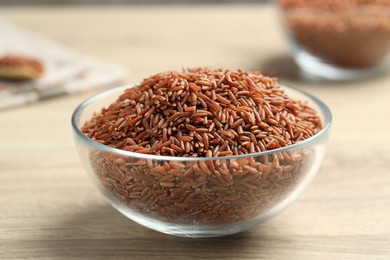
[71,84,332,161]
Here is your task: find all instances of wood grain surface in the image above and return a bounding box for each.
[1,5,390,260]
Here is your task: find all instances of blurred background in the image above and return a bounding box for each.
[1,0,271,4]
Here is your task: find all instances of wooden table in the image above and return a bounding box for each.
[1,5,390,259]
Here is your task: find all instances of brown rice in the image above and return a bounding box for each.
[82,68,322,225]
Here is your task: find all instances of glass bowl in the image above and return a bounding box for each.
[278,0,390,81]
[71,85,332,238]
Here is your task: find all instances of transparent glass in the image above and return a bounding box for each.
[72,85,332,238]
[277,0,390,81]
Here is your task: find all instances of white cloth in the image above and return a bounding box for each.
[0,18,128,110]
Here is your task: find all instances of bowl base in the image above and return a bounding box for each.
[292,47,389,82]
[117,207,272,238]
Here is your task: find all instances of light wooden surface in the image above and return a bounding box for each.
[1,5,390,260]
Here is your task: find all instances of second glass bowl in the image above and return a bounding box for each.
[278,0,390,81]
